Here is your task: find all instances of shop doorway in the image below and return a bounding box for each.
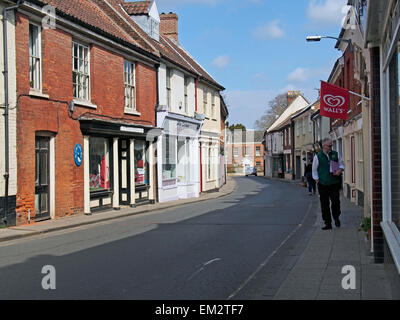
[35,136,50,221]
[119,139,131,206]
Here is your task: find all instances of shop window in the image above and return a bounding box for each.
[135,140,148,186]
[177,138,191,183]
[89,137,110,192]
[162,134,176,180]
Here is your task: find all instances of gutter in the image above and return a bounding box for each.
[2,0,24,225]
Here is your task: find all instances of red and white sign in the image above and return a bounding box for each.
[320,81,349,120]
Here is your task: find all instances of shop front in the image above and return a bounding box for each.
[80,118,161,213]
[156,112,202,202]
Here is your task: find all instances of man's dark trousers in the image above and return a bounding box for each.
[317,183,341,226]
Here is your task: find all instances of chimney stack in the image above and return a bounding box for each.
[287,90,301,106]
[160,12,178,42]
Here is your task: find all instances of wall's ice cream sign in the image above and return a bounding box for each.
[320,81,349,120]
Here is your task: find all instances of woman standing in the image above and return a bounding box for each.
[305,161,316,195]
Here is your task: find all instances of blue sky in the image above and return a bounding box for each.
[153,0,349,129]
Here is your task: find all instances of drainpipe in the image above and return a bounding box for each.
[199,142,203,193]
[2,0,24,224]
[154,63,160,203]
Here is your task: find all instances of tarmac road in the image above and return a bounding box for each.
[0,177,318,300]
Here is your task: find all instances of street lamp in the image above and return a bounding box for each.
[306,35,353,51]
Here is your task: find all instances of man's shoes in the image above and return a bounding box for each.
[322,225,332,230]
[309,192,312,196]
[334,218,341,228]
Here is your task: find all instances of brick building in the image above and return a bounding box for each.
[12,0,161,225]
[365,0,400,293]
[226,130,264,175]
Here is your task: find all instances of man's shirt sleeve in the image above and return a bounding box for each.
[312,155,319,180]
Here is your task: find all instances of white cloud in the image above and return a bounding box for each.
[224,89,276,129]
[287,68,310,83]
[252,19,285,40]
[212,55,231,68]
[307,0,348,26]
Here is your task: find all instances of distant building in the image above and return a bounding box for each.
[226,130,264,176]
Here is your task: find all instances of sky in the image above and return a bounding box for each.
[151,0,349,129]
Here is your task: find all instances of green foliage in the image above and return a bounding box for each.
[360,217,371,232]
[229,123,246,131]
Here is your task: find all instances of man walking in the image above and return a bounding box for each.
[312,138,344,230]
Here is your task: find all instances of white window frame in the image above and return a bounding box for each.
[203,87,208,117]
[29,22,42,91]
[124,60,136,111]
[211,92,216,119]
[309,115,312,132]
[72,41,90,101]
[356,132,364,191]
[234,147,238,157]
[184,76,189,115]
[256,146,261,157]
[166,67,172,110]
[296,121,300,136]
[302,117,305,135]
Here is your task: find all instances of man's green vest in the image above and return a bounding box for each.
[317,151,341,186]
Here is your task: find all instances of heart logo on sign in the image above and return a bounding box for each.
[323,95,345,108]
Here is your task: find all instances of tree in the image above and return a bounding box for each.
[254,93,288,131]
[228,123,246,131]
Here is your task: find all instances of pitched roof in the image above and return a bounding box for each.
[39,0,159,57]
[267,95,309,133]
[122,1,151,15]
[160,35,225,90]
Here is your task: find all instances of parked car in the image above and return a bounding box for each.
[245,166,258,177]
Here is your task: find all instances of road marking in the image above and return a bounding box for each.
[226,201,313,300]
[187,258,222,281]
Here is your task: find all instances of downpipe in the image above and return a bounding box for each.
[2,0,24,225]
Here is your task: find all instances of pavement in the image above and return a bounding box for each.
[0,178,237,243]
[263,177,393,300]
[0,175,395,300]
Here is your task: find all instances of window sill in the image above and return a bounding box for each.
[29,89,49,99]
[73,98,97,109]
[124,108,141,116]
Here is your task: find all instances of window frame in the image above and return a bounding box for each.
[211,91,216,119]
[124,60,136,111]
[29,22,42,91]
[184,75,189,115]
[203,86,208,117]
[166,67,172,110]
[72,41,91,101]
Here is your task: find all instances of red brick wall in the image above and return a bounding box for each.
[160,13,178,42]
[370,47,384,263]
[15,13,157,225]
[330,48,363,130]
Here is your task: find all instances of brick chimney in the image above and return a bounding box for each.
[160,12,178,42]
[287,90,301,106]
